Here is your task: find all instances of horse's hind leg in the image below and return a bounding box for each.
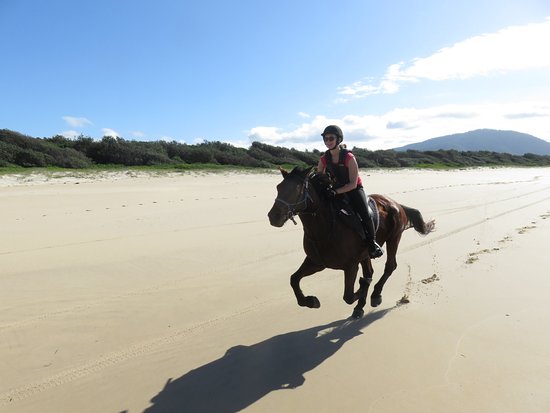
[290,257,325,309]
[351,258,373,318]
[371,235,400,307]
[343,263,360,307]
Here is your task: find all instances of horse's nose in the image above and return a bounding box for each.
[268,208,284,227]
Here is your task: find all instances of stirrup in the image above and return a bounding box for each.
[369,246,384,259]
[368,241,384,259]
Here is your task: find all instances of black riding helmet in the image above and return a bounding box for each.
[321,125,344,145]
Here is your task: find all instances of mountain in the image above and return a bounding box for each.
[393,129,550,155]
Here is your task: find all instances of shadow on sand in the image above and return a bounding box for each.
[142,308,392,413]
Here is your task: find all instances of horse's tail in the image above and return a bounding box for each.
[401,205,435,235]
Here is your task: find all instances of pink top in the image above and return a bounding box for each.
[320,151,363,187]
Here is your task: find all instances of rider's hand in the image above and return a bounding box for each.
[326,188,337,198]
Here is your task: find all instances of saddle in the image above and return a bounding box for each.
[331,195,379,241]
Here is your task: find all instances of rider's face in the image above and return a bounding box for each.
[323,134,337,148]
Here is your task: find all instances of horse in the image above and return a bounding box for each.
[268,165,435,319]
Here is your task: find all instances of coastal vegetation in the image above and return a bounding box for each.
[2,129,550,172]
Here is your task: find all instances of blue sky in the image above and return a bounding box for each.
[1,0,550,150]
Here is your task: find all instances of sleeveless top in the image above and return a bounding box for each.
[320,149,363,188]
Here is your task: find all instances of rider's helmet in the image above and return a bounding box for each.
[321,125,344,146]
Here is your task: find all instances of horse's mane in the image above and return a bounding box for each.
[284,166,333,197]
[309,171,333,194]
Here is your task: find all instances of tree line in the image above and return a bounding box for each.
[2,129,550,170]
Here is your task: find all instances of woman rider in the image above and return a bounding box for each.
[316,125,383,258]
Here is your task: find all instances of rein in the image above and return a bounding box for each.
[274,177,314,225]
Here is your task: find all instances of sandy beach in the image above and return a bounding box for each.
[1,167,550,413]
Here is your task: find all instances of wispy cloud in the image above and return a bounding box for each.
[339,17,550,99]
[298,112,311,118]
[102,128,120,138]
[504,109,550,119]
[338,64,405,98]
[62,116,93,128]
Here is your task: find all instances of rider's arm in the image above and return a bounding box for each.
[316,157,325,173]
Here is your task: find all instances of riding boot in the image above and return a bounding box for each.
[347,187,383,259]
[363,215,383,259]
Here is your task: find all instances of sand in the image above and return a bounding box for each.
[1,167,549,413]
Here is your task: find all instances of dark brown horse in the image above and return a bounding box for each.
[268,166,435,319]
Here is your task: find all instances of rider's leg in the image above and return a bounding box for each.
[347,187,383,258]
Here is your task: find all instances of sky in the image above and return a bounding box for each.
[1,0,550,151]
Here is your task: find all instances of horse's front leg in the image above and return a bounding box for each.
[351,258,373,318]
[290,257,325,309]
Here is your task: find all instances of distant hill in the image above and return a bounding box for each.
[393,129,550,155]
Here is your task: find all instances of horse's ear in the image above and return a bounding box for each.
[279,166,289,177]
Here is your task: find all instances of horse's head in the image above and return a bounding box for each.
[268,166,315,227]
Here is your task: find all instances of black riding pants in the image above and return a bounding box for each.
[346,186,375,239]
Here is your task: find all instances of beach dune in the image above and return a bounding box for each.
[1,167,549,412]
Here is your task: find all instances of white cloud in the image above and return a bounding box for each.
[248,126,283,142]
[248,100,550,151]
[130,130,145,138]
[61,130,80,139]
[102,128,120,138]
[340,17,550,98]
[298,112,311,118]
[62,116,93,128]
[248,116,341,147]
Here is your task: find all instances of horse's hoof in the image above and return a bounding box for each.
[350,309,364,319]
[304,296,321,308]
[371,295,382,307]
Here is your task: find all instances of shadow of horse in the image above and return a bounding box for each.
[142,309,392,413]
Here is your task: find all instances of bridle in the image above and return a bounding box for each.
[274,176,314,225]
